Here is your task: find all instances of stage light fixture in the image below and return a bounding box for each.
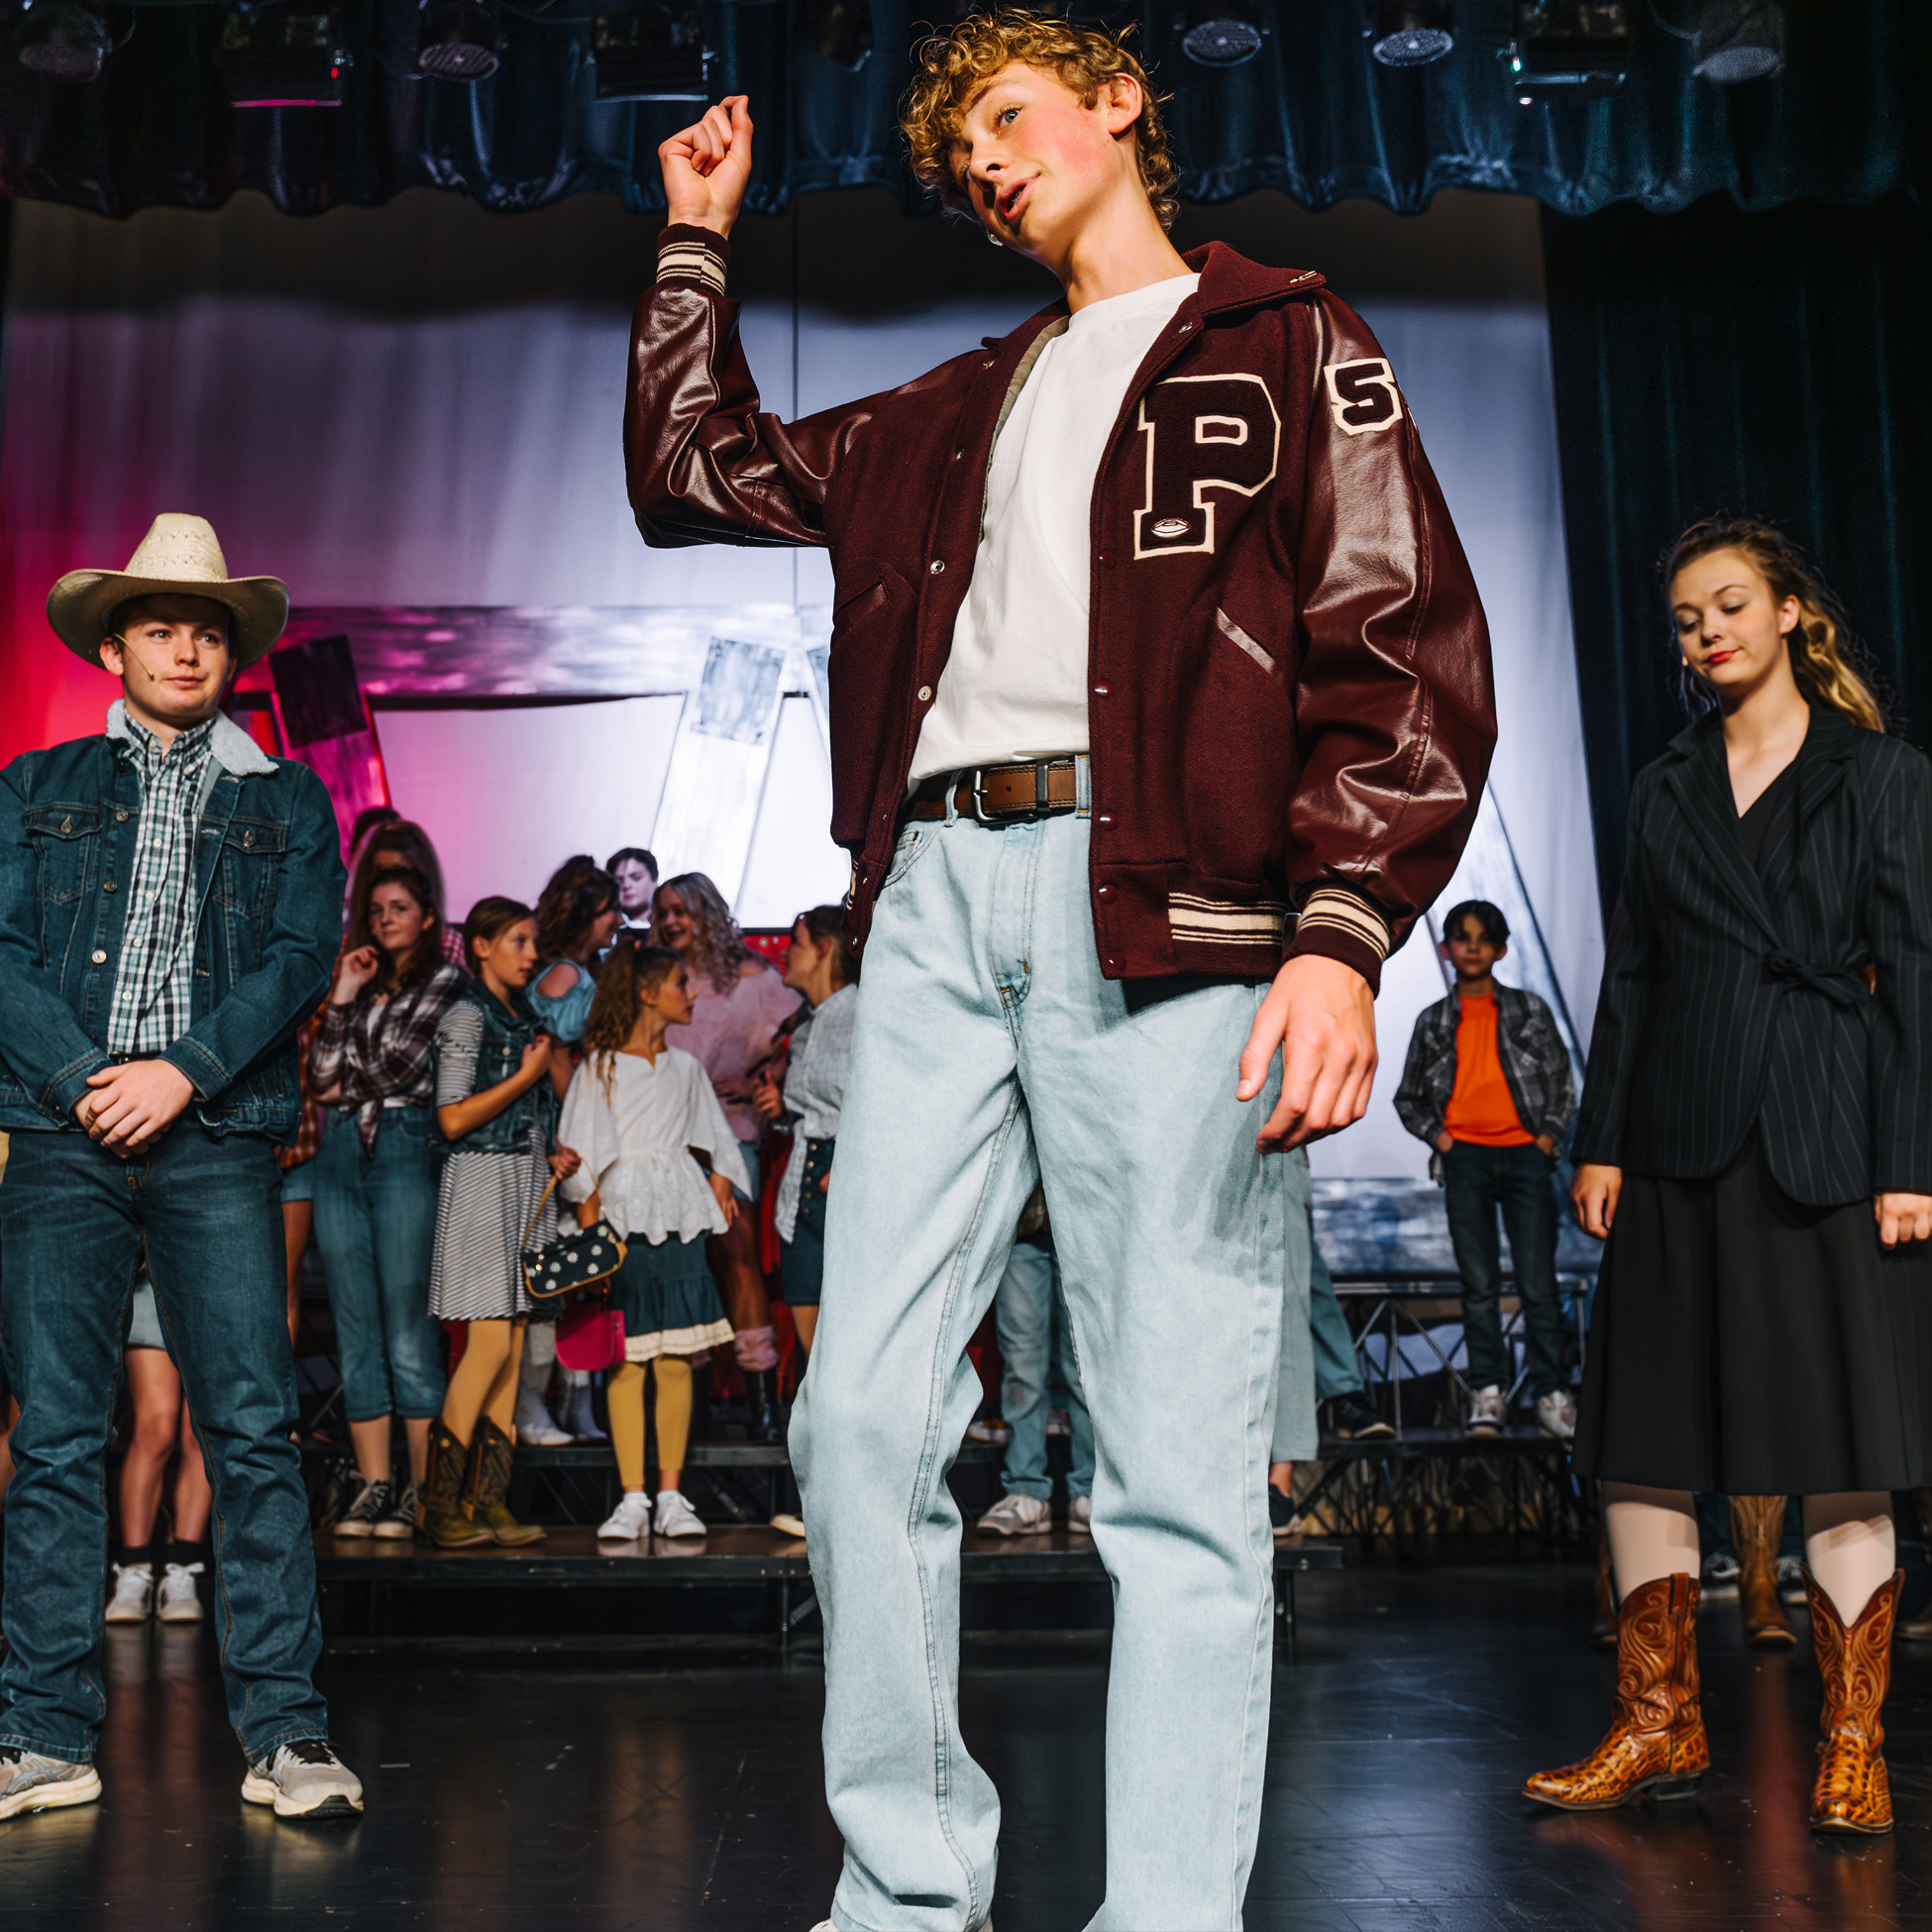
[1692,0,1782,82]
[220,9,349,106]
[17,0,110,82]
[1508,2,1628,102]
[417,0,503,81]
[1180,0,1264,67]
[808,0,872,71]
[591,4,712,101]
[1368,1,1453,67]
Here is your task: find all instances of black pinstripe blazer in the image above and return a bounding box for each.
[1572,704,1932,1206]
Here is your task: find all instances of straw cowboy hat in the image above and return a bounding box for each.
[46,514,289,669]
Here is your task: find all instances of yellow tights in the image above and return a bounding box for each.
[440,1317,525,1447]
[606,1356,695,1491]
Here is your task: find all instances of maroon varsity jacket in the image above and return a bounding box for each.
[625,226,1495,993]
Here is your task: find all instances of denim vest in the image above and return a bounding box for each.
[441,982,561,1155]
[0,724,345,1136]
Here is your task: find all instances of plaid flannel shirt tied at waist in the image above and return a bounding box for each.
[308,963,466,1151]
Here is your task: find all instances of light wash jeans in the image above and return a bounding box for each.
[1270,1148,1319,1464]
[791,786,1289,1932]
[994,1238,1093,1501]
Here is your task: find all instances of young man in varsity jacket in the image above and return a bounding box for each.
[0,516,363,1824]
[628,18,1494,1930]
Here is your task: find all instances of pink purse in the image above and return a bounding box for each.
[556,1303,626,1372]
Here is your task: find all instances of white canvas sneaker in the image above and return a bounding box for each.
[976,1493,1050,1537]
[1535,1389,1577,1442]
[596,1492,654,1541]
[1465,1385,1508,1437]
[157,1562,205,1623]
[241,1739,364,1818]
[104,1562,155,1624]
[653,1490,707,1539]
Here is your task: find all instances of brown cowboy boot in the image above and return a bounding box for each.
[1807,1568,1901,1834]
[463,1416,547,1547]
[1731,1495,1796,1650]
[419,1419,490,1548]
[1525,1572,1709,1810]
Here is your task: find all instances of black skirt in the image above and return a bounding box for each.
[1571,1134,1932,1494]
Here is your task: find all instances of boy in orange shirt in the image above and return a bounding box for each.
[1395,901,1576,1439]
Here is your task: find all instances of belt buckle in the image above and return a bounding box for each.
[969,768,1000,826]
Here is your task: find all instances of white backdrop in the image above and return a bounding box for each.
[1,198,1599,1181]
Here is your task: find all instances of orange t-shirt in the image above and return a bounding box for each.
[1443,993,1533,1147]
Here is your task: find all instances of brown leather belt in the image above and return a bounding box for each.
[904,757,1081,824]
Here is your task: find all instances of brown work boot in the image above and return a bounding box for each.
[463,1417,547,1547]
[419,1419,490,1548]
[1524,1572,1708,1810]
[1731,1495,1796,1649]
[1807,1568,1900,1834]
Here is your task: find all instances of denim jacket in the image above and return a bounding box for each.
[440,982,561,1155]
[0,710,346,1137]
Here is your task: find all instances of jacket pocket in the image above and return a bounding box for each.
[213,815,287,915]
[24,803,99,907]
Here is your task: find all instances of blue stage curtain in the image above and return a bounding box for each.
[1543,190,1932,916]
[0,0,1924,220]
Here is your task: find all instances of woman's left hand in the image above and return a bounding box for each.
[1877,1192,1932,1247]
[548,1143,582,1180]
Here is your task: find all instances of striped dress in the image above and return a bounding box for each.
[428,1001,552,1321]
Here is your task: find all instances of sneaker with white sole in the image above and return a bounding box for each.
[1535,1389,1577,1442]
[0,1748,100,1822]
[770,1511,807,1540]
[653,1489,707,1539]
[596,1492,654,1541]
[373,1483,419,1540]
[1069,1494,1093,1531]
[157,1563,204,1623]
[241,1739,364,1818]
[104,1562,155,1624]
[332,1476,392,1538]
[977,1492,1050,1537]
[1465,1385,1507,1437]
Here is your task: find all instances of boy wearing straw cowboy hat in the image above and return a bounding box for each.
[0,514,364,1822]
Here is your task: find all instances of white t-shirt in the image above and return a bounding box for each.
[908,272,1201,784]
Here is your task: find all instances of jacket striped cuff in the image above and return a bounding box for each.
[656,224,729,294]
[1287,887,1391,995]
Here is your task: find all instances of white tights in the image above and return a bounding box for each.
[1603,1482,1895,1625]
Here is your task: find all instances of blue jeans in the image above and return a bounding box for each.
[994,1239,1094,1501]
[312,1106,446,1422]
[1270,1148,1318,1463]
[791,793,1288,1932]
[0,1124,327,1764]
[1442,1138,1564,1398]
[1308,1240,1363,1401]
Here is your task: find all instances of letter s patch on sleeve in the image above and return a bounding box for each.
[1323,357,1403,437]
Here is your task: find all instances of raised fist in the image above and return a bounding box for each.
[659,95,754,237]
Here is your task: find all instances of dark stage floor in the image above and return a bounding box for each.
[2,1562,1925,1929]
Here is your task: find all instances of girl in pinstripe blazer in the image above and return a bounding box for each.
[1528,518,1932,1835]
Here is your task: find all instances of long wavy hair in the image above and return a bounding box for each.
[581,940,684,1093]
[534,855,618,967]
[1665,516,1885,732]
[654,871,754,996]
[347,818,445,947]
[355,865,443,1000]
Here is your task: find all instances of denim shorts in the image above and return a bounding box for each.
[733,1136,761,1207]
[279,1156,316,1206]
[126,1278,168,1353]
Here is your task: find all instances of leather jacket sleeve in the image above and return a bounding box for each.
[625,225,868,550]
[1284,293,1496,973]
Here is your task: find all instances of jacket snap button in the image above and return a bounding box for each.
[917,685,932,701]
[1096,884,1116,903]
[1097,550,1116,568]
[92,949,107,964]
[1107,955,1123,972]
[1093,684,1111,698]
[929,559,945,575]
[983,359,995,370]
[115,809,128,822]
[1098,813,1115,828]
[243,829,254,846]
[103,880,117,893]
[1178,321,1192,333]
[953,449,965,462]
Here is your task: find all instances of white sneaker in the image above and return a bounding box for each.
[653,1489,707,1539]
[964,1417,1011,1446]
[976,1493,1050,1537]
[514,1387,572,1448]
[1535,1389,1577,1443]
[1465,1385,1507,1437]
[1069,1494,1093,1531]
[0,1748,100,1821]
[596,1492,654,1541]
[240,1739,364,1818]
[104,1562,155,1624]
[158,1563,205,1623]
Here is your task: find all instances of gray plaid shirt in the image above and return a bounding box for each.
[1394,982,1576,1158]
[107,706,216,1054]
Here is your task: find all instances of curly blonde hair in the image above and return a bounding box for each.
[653,871,755,996]
[1665,516,1885,732]
[901,9,1177,229]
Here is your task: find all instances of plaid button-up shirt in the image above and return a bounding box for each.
[108,710,216,1055]
[310,963,468,1151]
